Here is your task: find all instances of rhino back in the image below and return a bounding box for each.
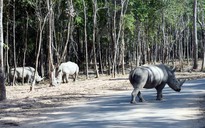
[59,62,79,75]
[129,65,168,89]
[142,65,167,84]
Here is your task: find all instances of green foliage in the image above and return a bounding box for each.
[75,16,83,25]
[124,13,136,35]
[21,0,35,8]
[3,0,204,71]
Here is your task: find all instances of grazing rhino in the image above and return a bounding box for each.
[10,67,44,85]
[56,61,79,85]
[129,64,185,104]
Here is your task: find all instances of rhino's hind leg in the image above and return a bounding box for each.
[130,88,145,104]
[130,88,138,104]
[137,91,145,102]
[74,72,78,82]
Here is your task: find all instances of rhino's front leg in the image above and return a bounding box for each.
[65,74,69,83]
[155,83,166,100]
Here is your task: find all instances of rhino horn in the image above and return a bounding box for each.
[179,79,186,87]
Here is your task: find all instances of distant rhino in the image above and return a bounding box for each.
[129,64,185,104]
[10,67,44,85]
[55,61,79,85]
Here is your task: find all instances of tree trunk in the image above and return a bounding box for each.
[136,24,141,67]
[193,0,198,69]
[22,12,28,84]
[198,2,205,71]
[30,2,49,90]
[92,0,99,78]
[112,0,126,77]
[0,0,6,101]
[46,0,56,87]
[82,0,89,79]
[97,31,103,74]
[12,0,17,86]
[162,11,166,63]
[186,16,190,66]
[5,14,9,83]
[121,24,125,75]
[59,1,72,64]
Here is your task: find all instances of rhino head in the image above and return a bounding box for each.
[50,68,61,86]
[167,68,186,92]
[36,76,44,82]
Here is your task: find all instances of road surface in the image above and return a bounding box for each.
[23,79,205,128]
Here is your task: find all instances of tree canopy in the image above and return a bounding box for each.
[2,0,205,81]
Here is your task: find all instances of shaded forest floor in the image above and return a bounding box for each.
[1,71,205,127]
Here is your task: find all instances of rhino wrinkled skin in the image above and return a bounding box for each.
[55,61,79,85]
[129,64,185,104]
[10,67,44,85]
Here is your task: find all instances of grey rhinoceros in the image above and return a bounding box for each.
[10,67,44,85]
[55,61,79,85]
[129,64,185,104]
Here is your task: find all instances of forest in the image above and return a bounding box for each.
[0,0,204,100]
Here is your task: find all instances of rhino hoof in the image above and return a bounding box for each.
[139,99,146,102]
[130,101,137,104]
[156,98,163,101]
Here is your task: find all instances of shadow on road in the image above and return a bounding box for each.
[5,79,205,128]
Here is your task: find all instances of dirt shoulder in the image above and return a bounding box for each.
[0,72,205,127]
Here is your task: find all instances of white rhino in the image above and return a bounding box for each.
[129,64,186,104]
[10,67,44,85]
[55,61,79,85]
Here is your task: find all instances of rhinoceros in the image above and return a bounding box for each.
[55,61,79,84]
[129,64,185,104]
[10,67,44,85]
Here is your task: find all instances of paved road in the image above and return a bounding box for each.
[26,79,205,128]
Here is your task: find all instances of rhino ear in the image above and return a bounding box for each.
[172,67,176,72]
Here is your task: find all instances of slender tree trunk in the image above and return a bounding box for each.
[59,0,74,64]
[198,3,205,71]
[12,0,17,86]
[186,27,190,66]
[97,31,103,74]
[5,14,9,83]
[0,0,6,101]
[82,0,89,79]
[136,24,141,67]
[30,3,49,90]
[193,0,198,69]
[46,0,56,87]
[162,12,166,63]
[112,0,126,77]
[201,26,205,70]
[120,0,128,75]
[59,18,71,63]
[121,24,125,75]
[22,12,28,84]
[92,0,99,78]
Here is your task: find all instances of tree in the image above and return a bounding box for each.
[198,0,205,71]
[12,0,17,86]
[30,0,49,90]
[82,0,89,79]
[0,0,6,101]
[47,0,55,87]
[193,0,198,69]
[92,0,99,78]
